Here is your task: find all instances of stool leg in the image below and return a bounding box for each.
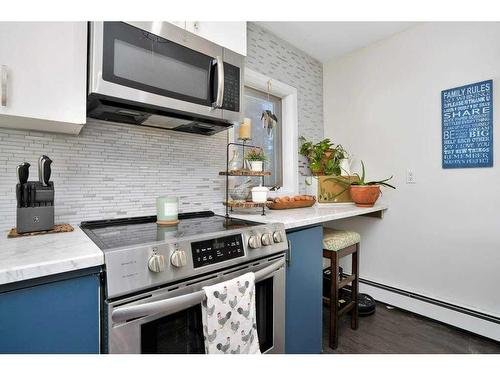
[330,252,339,349]
[351,243,359,330]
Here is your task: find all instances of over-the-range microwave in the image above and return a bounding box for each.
[87,22,244,136]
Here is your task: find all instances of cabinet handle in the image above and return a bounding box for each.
[1,65,7,107]
[286,239,292,265]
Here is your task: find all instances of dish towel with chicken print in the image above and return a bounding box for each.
[201,272,260,354]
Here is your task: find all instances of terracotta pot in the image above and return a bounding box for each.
[323,150,334,159]
[321,150,334,167]
[349,185,381,207]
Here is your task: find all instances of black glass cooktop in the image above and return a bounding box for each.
[80,211,261,250]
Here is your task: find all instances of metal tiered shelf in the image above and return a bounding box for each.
[222,141,269,217]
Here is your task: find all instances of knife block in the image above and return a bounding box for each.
[16,182,55,234]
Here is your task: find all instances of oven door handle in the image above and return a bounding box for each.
[111,258,285,324]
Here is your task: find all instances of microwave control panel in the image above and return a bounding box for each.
[222,63,240,112]
[191,234,244,268]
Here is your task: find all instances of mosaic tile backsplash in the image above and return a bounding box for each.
[0,23,323,231]
[247,23,324,191]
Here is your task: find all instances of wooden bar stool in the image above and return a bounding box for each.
[323,228,360,349]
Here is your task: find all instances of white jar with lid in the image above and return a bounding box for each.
[251,185,269,203]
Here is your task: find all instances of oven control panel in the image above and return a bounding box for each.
[191,234,244,268]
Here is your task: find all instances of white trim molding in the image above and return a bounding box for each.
[360,282,500,342]
[242,68,299,196]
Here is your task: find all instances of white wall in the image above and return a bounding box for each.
[323,22,500,318]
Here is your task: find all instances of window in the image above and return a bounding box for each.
[237,87,283,187]
[230,69,298,196]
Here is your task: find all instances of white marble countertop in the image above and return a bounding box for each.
[0,203,387,286]
[221,203,389,229]
[0,225,103,286]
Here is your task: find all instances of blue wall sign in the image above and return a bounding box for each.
[442,80,493,168]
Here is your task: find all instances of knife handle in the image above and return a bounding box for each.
[17,162,30,185]
[43,158,52,186]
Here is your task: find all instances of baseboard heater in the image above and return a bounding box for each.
[357,277,500,325]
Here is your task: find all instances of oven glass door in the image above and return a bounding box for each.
[101,22,218,107]
[140,278,274,354]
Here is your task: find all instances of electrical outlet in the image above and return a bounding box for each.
[406,169,416,184]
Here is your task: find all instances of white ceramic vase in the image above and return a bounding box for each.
[340,158,353,176]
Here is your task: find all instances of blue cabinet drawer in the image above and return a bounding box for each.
[285,225,323,354]
[0,273,100,354]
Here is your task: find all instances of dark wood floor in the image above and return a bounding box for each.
[322,302,500,354]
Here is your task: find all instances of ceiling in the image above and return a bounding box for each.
[255,22,419,63]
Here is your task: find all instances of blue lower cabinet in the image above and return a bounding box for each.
[0,272,100,353]
[285,225,323,354]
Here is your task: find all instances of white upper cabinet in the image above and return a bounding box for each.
[0,22,87,134]
[168,21,247,56]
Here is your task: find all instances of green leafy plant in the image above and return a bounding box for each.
[299,136,348,176]
[245,148,267,162]
[351,161,396,188]
[325,161,396,189]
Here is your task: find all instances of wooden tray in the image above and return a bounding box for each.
[8,224,74,238]
[267,196,316,210]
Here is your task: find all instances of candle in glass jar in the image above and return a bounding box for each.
[156,196,179,224]
[239,118,252,140]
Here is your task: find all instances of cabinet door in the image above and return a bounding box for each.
[0,273,100,354]
[187,22,247,56]
[0,22,87,134]
[285,225,323,353]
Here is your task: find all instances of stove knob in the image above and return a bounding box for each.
[148,253,166,273]
[261,233,273,246]
[248,235,261,249]
[273,230,284,243]
[170,250,188,268]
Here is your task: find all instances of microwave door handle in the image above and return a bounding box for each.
[212,56,224,109]
[111,258,285,323]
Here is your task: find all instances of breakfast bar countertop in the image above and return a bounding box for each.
[0,226,103,287]
[224,203,389,230]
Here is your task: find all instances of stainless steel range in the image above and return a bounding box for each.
[80,211,287,354]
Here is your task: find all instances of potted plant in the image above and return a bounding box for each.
[299,136,347,176]
[325,161,395,207]
[300,137,355,203]
[245,148,267,172]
